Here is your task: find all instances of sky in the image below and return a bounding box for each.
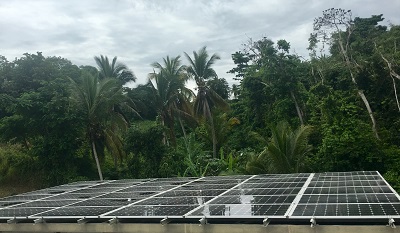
[1,0,399,88]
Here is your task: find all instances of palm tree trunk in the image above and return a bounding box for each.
[204,101,217,158]
[210,118,217,159]
[168,121,177,147]
[179,118,187,139]
[91,141,104,181]
[160,118,168,146]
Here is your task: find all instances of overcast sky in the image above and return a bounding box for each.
[1,0,399,88]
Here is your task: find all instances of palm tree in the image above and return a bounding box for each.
[246,121,312,174]
[148,55,194,145]
[69,72,136,180]
[197,112,240,156]
[184,46,229,158]
[231,84,240,99]
[94,55,136,85]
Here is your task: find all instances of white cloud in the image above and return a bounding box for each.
[1,0,399,86]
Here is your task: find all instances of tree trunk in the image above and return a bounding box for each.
[179,118,187,139]
[160,118,168,146]
[357,90,380,139]
[290,91,304,125]
[210,117,217,159]
[337,34,380,139]
[205,101,217,158]
[168,119,177,147]
[391,77,400,112]
[210,116,217,159]
[375,44,400,112]
[92,141,104,181]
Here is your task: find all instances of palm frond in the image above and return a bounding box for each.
[94,55,136,84]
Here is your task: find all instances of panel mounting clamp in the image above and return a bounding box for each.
[199,217,207,226]
[310,217,316,228]
[109,217,119,225]
[388,218,396,228]
[7,217,19,224]
[34,217,46,224]
[77,217,88,224]
[160,217,171,225]
[262,217,270,227]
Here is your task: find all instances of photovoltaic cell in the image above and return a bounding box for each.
[16,200,79,208]
[184,174,307,218]
[33,206,117,217]
[0,171,398,222]
[224,188,301,196]
[108,205,197,217]
[0,201,25,208]
[138,197,213,205]
[208,195,296,205]
[0,208,52,217]
[189,204,290,216]
[292,203,400,216]
[0,195,51,202]
[291,171,400,218]
[157,189,228,197]
[69,199,134,207]
[68,187,122,194]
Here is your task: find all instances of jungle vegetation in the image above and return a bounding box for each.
[1,9,400,195]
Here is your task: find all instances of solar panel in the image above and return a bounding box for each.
[184,173,307,218]
[290,171,400,218]
[0,171,399,224]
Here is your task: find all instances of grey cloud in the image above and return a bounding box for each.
[1,0,399,86]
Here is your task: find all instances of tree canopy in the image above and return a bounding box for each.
[1,9,400,195]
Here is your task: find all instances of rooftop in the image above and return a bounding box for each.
[1,171,399,232]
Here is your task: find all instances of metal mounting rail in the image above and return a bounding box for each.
[284,173,314,217]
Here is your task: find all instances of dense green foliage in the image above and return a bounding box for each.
[1,9,400,193]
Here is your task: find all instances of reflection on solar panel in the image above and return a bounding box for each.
[0,171,399,225]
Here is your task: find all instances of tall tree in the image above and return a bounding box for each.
[148,55,194,145]
[184,46,229,158]
[69,72,136,180]
[94,55,136,85]
[0,53,85,185]
[206,77,230,99]
[229,38,309,128]
[310,8,380,139]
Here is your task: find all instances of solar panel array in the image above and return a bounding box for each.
[0,171,399,223]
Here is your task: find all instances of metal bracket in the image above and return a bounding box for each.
[109,217,119,225]
[7,218,19,224]
[77,217,88,224]
[310,217,316,228]
[388,218,396,228]
[199,217,207,226]
[160,217,171,225]
[34,217,46,224]
[262,217,270,227]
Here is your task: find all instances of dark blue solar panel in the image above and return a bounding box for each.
[0,171,398,222]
